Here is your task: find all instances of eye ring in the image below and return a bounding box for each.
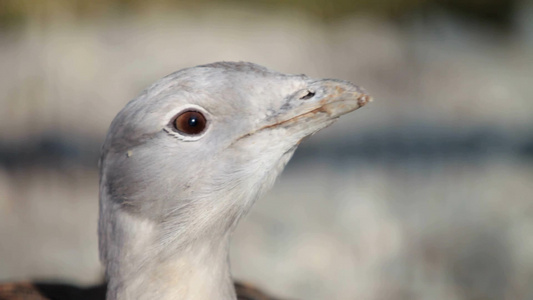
[171,110,208,136]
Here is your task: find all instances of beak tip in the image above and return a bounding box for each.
[357,93,373,108]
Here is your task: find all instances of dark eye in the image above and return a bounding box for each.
[173,111,207,135]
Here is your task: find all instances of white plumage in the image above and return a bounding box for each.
[98,62,371,300]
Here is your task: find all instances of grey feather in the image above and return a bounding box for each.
[98,62,371,300]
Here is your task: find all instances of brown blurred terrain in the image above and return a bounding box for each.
[0,1,532,299]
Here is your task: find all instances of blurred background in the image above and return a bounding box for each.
[1,0,532,299]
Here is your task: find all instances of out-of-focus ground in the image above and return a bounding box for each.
[1,1,532,299]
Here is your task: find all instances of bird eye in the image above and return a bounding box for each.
[173,110,207,135]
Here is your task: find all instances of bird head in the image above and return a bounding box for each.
[98,62,371,264]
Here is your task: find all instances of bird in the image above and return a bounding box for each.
[0,62,371,300]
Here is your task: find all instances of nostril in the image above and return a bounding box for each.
[300,90,315,100]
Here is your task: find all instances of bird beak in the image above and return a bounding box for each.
[234,79,371,146]
[298,79,371,119]
[266,79,372,132]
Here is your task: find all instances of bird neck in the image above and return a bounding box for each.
[104,210,236,300]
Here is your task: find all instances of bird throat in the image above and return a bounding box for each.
[101,123,300,300]
[104,208,236,300]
